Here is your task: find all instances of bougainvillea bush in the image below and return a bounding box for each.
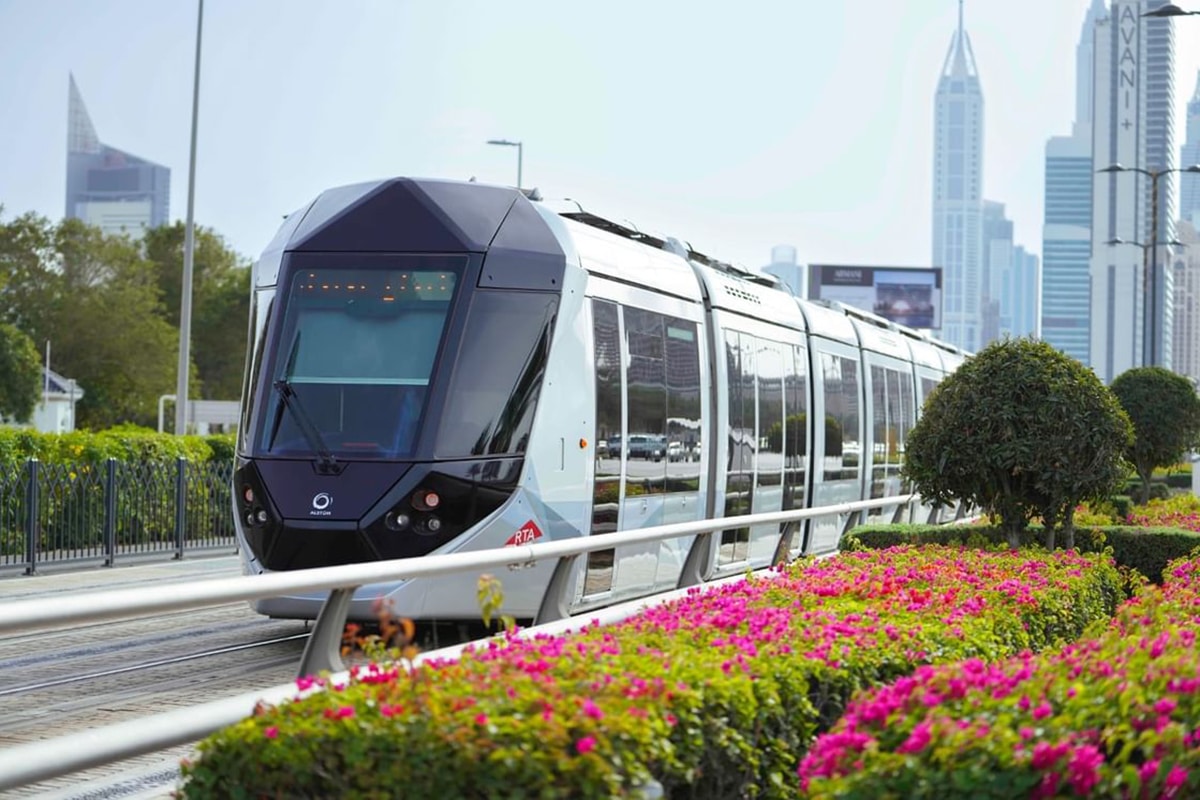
[177,547,1121,800]
[798,554,1200,799]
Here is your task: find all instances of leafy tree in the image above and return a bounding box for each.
[0,213,180,429]
[901,337,1132,548]
[0,321,43,422]
[143,223,251,399]
[1110,366,1200,505]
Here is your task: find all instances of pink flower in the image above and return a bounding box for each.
[896,720,932,754]
[263,726,279,739]
[474,713,489,726]
[1032,701,1053,721]
[581,698,604,720]
[576,735,597,754]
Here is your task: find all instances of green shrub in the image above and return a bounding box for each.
[844,523,1200,584]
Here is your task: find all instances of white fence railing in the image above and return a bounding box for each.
[0,494,920,792]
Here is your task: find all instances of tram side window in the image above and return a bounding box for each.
[782,345,808,511]
[820,353,860,481]
[756,341,785,492]
[722,331,754,563]
[624,308,668,495]
[920,377,940,413]
[665,318,702,489]
[870,365,906,499]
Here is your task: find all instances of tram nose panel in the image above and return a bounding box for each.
[254,461,409,521]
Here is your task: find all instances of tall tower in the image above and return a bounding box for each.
[1041,0,1105,365]
[932,0,985,352]
[65,74,171,239]
[1182,72,1200,227]
[1090,0,1177,383]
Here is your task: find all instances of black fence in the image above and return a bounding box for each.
[0,458,236,575]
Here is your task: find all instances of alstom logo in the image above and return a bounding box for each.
[310,492,333,516]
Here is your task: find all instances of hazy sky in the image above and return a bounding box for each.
[2,0,1199,270]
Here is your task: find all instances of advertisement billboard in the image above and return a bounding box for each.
[808,264,943,329]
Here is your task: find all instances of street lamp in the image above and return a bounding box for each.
[1097,163,1200,367]
[1142,3,1200,16]
[175,0,203,436]
[486,139,523,189]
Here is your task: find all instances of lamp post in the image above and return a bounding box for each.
[1097,163,1200,367]
[486,139,523,189]
[175,0,203,436]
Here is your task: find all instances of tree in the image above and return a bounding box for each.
[0,322,43,422]
[143,223,251,399]
[901,337,1132,549]
[0,213,180,429]
[1110,366,1200,505]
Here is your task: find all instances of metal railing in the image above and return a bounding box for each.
[0,493,919,792]
[0,457,235,574]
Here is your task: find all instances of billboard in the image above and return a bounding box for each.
[808,264,943,329]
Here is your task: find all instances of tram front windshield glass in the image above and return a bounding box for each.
[256,259,462,459]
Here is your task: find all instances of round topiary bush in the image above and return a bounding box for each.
[902,337,1132,548]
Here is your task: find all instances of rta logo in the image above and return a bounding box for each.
[310,492,333,516]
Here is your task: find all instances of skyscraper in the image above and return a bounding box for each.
[1173,220,1200,383]
[931,0,984,353]
[65,74,170,239]
[1182,71,1200,228]
[981,200,1012,346]
[1041,0,1106,366]
[1090,0,1176,383]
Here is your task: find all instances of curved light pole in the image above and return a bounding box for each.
[486,139,522,189]
[1097,163,1200,367]
[1142,3,1200,16]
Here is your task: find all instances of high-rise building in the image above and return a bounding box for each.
[1007,245,1041,339]
[1041,0,1105,367]
[1182,71,1200,228]
[1174,220,1200,383]
[761,244,806,298]
[931,0,984,353]
[65,74,169,239]
[1089,0,1176,383]
[981,200,1012,346]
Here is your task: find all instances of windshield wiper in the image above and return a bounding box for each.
[271,379,342,475]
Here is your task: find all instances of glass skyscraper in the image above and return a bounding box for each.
[1090,0,1176,382]
[1040,0,1105,367]
[1182,72,1200,228]
[931,0,984,353]
[65,74,170,239]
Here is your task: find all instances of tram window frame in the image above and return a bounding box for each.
[819,352,861,481]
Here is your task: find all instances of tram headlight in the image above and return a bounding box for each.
[242,485,254,504]
[255,509,268,524]
[245,512,257,527]
[385,511,411,532]
[421,515,442,534]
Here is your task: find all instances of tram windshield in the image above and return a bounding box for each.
[255,258,463,459]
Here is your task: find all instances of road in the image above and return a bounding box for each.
[0,556,308,799]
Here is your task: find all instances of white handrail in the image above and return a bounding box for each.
[0,494,917,791]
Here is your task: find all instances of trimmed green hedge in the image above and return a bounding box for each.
[0,426,233,465]
[841,523,1200,584]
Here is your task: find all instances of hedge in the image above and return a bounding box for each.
[0,425,233,465]
[178,546,1122,799]
[799,554,1200,799]
[842,523,1200,585]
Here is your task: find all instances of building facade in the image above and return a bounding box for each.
[1041,0,1105,366]
[1089,0,1176,383]
[1182,71,1200,228]
[1174,221,1200,383]
[66,74,170,240]
[931,1,984,353]
[761,244,806,298]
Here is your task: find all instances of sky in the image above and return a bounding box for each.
[1,0,1199,271]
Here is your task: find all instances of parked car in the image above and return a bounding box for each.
[627,434,665,461]
[667,441,685,462]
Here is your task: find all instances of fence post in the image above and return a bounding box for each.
[103,458,117,567]
[23,458,39,576]
[174,457,187,560]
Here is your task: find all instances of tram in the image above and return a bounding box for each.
[232,178,967,621]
